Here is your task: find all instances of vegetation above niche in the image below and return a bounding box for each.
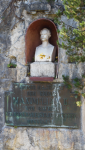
[54,0,85,106]
[55,0,85,63]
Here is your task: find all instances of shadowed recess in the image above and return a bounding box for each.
[25,18,58,63]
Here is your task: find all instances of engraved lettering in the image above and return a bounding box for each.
[40,92,52,96]
[33,98,38,105]
[64,98,68,105]
[38,107,47,111]
[27,92,36,96]
[37,85,52,90]
[5,83,80,127]
[63,113,76,118]
[48,107,52,111]
[26,98,33,104]
[25,106,35,111]
[26,85,36,90]
[20,84,28,90]
[21,98,25,104]
[43,98,48,105]
[13,97,19,104]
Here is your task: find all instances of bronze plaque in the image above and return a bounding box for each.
[5,83,80,128]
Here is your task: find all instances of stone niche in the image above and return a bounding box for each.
[25,18,58,79]
[25,18,58,63]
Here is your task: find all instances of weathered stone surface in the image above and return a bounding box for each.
[1,127,84,150]
[9,23,25,64]
[17,65,28,82]
[58,47,68,63]
[58,63,85,79]
[0,55,17,81]
[0,0,11,14]
[28,2,51,12]
[0,79,12,93]
[0,93,4,109]
[30,62,55,77]
[60,15,77,28]
[58,16,77,64]
[6,68,17,81]
[23,1,64,14]
[0,92,4,134]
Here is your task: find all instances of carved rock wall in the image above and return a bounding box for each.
[2,127,84,150]
[0,0,85,150]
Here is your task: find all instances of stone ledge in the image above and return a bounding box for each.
[23,2,64,14]
[30,77,54,82]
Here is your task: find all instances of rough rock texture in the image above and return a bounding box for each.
[0,0,85,150]
[58,63,85,79]
[30,62,55,77]
[2,126,85,150]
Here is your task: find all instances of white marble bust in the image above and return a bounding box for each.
[35,28,56,62]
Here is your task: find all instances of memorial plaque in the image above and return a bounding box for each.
[5,83,80,128]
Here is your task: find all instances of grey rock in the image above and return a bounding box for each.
[58,47,68,63]
[24,2,51,13]
[0,93,4,108]
[22,1,64,14]
[58,63,85,79]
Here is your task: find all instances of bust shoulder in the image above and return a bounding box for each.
[36,45,42,50]
[48,43,54,49]
[36,44,54,50]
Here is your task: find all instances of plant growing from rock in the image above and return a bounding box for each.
[55,0,85,63]
[54,0,85,106]
[62,75,85,107]
[7,63,17,68]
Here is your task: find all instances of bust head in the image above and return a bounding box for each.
[35,28,56,62]
[40,28,51,42]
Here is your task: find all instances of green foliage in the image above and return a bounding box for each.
[55,0,85,107]
[73,78,83,89]
[27,72,30,76]
[14,126,17,128]
[7,63,17,68]
[82,93,85,98]
[62,75,85,107]
[55,0,85,63]
[82,74,85,78]
[62,75,72,89]
[76,101,82,107]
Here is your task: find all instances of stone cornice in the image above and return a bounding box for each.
[22,2,64,14]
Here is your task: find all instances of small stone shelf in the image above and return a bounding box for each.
[30,77,54,82]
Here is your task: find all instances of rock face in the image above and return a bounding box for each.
[0,0,85,150]
[2,127,84,150]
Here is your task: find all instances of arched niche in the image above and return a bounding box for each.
[25,18,58,63]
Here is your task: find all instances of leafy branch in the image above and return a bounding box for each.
[62,75,85,107]
[55,0,85,63]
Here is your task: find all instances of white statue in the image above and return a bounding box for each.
[35,28,56,62]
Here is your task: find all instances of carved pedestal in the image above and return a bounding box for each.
[30,62,55,77]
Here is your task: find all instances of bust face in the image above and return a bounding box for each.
[40,29,51,42]
[35,28,55,62]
